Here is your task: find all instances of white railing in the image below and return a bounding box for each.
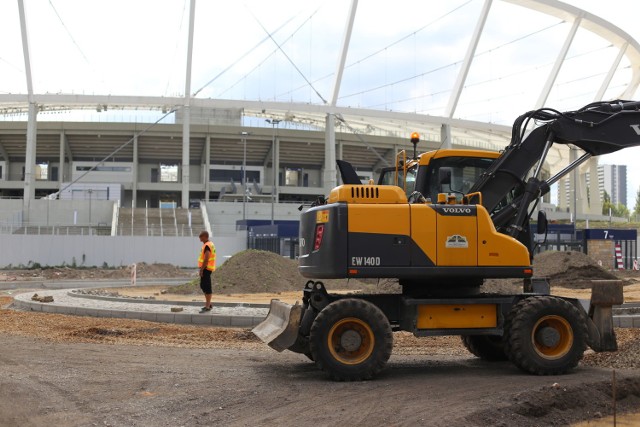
[0,224,111,236]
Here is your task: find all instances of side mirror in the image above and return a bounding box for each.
[536,210,548,235]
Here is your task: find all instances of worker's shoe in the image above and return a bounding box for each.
[199,306,212,313]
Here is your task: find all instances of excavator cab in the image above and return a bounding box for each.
[378,148,500,204]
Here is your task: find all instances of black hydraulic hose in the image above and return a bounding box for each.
[508,178,544,238]
[491,202,519,229]
[594,100,640,112]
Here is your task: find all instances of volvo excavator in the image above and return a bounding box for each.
[253,100,640,380]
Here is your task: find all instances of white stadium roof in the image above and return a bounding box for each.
[1,0,640,185]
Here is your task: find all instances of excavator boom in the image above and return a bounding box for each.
[469,100,640,239]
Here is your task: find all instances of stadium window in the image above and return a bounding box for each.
[160,164,179,182]
[285,168,300,186]
[36,163,48,181]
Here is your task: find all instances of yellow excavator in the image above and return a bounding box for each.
[253,100,639,380]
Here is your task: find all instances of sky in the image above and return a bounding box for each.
[0,0,639,208]
[569,0,640,208]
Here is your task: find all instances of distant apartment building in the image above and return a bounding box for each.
[598,164,627,207]
[555,160,627,215]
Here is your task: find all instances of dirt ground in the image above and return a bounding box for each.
[0,262,190,282]
[2,249,640,426]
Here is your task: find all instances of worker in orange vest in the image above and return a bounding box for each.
[197,230,216,312]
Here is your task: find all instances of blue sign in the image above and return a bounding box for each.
[583,228,637,240]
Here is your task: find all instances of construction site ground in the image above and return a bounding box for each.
[1,250,640,426]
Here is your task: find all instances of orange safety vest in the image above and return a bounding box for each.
[198,241,216,271]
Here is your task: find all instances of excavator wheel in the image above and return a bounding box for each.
[504,296,587,375]
[461,335,508,361]
[309,298,393,381]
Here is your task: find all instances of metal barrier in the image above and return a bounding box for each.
[615,239,638,270]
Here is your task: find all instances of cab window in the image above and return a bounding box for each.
[425,156,495,202]
[378,165,417,197]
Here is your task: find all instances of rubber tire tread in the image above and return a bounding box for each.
[309,298,393,381]
[505,296,587,375]
[461,335,508,361]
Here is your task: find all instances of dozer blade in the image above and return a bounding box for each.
[252,300,303,352]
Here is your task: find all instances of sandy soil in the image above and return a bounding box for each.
[1,303,640,427]
[2,250,640,425]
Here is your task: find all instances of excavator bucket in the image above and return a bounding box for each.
[252,300,302,352]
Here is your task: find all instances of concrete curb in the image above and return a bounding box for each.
[66,291,271,309]
[12,289,269,328]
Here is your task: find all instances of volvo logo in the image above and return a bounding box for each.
[442,207,472,214]
[434,205,476,216]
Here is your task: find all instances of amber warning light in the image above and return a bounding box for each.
[410,132,420,159]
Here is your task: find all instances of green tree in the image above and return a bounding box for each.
[602,190,630,217]
[602,190,612,215]
[615,203,630,218]
[634,187,640,216]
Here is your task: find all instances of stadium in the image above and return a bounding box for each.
[1,0,639,267]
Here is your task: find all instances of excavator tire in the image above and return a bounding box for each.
[461,335,508,361]
[309,298,393,381]
[504,296,587,375]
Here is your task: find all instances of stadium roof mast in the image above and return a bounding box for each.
[324,0,358,191]
[181,0,197,209]
[17,0,37,219]
[443,0,492,149]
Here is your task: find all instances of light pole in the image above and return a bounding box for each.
[241,131,249,222]
[266,119,281,225]
[87,188,93,232]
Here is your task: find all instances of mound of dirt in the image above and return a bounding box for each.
[168,249,627,295]
[4,247,624,295]
[171,249,374,295]
[532,250,619,288]
[484,250,624,293]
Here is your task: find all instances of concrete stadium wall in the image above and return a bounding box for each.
[0,234,247,268]
[0,199,22,222]
[28,199,115,225]
[205,201,302,229]
[0,199,115,226]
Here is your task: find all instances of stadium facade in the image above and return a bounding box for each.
[1,0,639,267]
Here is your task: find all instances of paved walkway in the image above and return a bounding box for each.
[10,288,640,329]
[12,289,270,327]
